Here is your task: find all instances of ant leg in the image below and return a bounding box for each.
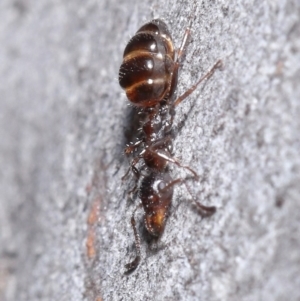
[184,182,216,216]
[125,203,142,272]
[170,24,192,94]
[161,152,198,178]
[161,178,183,192]
[122,139,144,180]
[127,180,138,196]
[176,26,192,64]
[163,155,198,178]
[171,4,199,86]
[121,166,131,181]
[121,156,141,180]
[161,178,216,216]
[174,60,223,107]
[175,6,198,68]
[146,142,199,178]
[123,157,141,200]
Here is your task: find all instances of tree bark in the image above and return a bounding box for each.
[1,0,300,300]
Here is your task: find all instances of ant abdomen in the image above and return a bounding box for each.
[139,172,173,237]
[119,19,176,107]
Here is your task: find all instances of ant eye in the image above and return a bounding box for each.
[158,181,166,191]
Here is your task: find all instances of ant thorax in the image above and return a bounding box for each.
[142,102,173,145]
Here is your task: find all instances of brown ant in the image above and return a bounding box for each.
[119,17,222,271]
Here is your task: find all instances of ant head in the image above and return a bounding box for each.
[140,173,174,237]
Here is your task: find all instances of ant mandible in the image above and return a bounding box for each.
[119,16,222,271]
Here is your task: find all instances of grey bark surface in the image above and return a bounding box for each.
[0,0,300,300]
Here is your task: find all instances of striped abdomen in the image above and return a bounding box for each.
[119,19,176,107]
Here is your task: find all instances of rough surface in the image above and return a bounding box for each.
[0,0,300,300]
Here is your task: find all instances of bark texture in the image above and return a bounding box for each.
[0,0,300,300]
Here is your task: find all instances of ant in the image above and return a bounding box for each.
[119,17,222,271]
